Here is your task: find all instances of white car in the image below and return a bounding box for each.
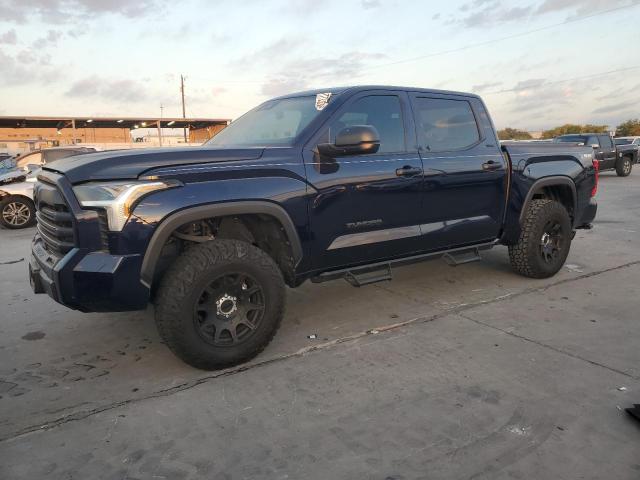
[0,147,96,229]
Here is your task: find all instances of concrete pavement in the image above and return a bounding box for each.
[0,170,639,479]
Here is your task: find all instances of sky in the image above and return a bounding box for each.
[0,0,639,131]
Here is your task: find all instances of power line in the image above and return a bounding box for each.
[356,2,640,72]
[481,65,640,95]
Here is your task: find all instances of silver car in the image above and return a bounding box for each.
[0,147,96,229]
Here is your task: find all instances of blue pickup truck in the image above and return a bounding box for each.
[29,86,598,369]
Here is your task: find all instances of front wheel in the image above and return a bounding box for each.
[0,195,36,229]
[155,239,285,370]
[509,199,572,279]
[616,156,632,177]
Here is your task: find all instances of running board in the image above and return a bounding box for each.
[344,264,392,287]
[311,241,496,287]
[442,248,482,266]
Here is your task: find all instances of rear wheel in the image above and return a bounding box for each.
[509,199,572,279]
[0,195,35,229]
[616,156,632,177]
[155,239,285,370]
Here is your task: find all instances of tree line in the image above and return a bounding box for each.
[497,119,640,140]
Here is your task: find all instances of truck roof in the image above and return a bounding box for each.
[557,133,609,137]
[272,85,482,100]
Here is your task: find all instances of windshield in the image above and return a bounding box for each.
[615,138,632,146]
[207,96,324,147]
[554,135,589,144]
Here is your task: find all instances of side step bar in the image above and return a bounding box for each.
[311,241,496,287]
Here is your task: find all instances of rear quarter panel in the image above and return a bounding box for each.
[500,143,595,244]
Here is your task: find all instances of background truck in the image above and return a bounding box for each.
[554,133,637,176]
[29,86,598,369]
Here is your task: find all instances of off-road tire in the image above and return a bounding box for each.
[508,199,572,279]
[616,155,632,177]
[0,195,36,229]
[155,239,285,370]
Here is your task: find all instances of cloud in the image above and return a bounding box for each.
[233,37,307,68]
[0,48,62,86]
[33,30,63,49]
[66,76,148,102]
[536,0,632,16]
[67,26,88,39]
[258,50,386,97]
[592,100,639,115]
[261,78,310,97]
[472,81,502,93]
[361,0,381,9]
[448,0,632,27]
[455,1,533,27]
[0,29,17,45]
[0,0,167,24]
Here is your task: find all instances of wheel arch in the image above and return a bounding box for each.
[519,176,577,226]
[140,201,303,288]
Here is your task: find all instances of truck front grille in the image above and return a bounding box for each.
[34,181,75,255]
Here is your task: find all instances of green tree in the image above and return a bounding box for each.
[497,127,532,140]
[541,123,608,139]
[615,119,640,136]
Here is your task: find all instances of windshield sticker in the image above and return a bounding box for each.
[315,92,332,111]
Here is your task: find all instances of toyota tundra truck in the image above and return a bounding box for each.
[29,86,598,369]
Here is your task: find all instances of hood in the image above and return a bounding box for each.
[0,168,27,186]
[43,146,264,184]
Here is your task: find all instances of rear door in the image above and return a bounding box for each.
[409,93,507,251]
[598,135,616,169]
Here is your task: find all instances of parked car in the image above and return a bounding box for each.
[554,133,638,176]
[614,136,640,147]
[0,146,96,229]
[15,146,96,169]
[29,86,598,369]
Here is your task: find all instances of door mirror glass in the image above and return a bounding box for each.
[318,125,380,157]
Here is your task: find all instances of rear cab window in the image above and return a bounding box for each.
[411,97,480,152]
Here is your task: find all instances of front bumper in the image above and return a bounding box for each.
[30,237,149,312]
[29,171,150,312]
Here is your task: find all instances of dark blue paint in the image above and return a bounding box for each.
[30,85,598,312]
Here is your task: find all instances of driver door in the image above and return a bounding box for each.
[303,91,424,269]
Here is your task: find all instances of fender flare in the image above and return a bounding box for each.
[519,176,577,225]
[140,201,303,288]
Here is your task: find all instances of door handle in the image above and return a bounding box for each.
[482,160,502,171]
[395,165,423,177]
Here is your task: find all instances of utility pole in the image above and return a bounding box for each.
[180,74,187,143]
[158,103,164,147]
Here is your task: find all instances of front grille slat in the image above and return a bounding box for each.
[39,205,73,224]
[34,180,76,255]
[36,211,73,238]
[37,224,75,253]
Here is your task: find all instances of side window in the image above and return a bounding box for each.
[413,98,480,152]
[587,136,600,147]
[635,139,640,145]
[599,135,612,149]
[331,95,405,153]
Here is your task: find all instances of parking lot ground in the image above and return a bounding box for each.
[1,170,639,479]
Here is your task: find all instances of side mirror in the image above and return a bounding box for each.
[23,164,41,172]
[591,144,600,149]
[317,125,380,157]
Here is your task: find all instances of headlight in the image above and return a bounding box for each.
[73,180,180,231]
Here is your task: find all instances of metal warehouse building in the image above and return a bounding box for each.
[0,116,230,156]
